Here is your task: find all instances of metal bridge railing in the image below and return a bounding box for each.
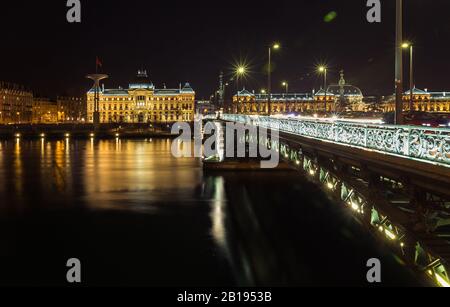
[219,114,450,168]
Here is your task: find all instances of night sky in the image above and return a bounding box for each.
[1,0,449,99]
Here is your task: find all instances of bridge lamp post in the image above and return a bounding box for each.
[235,66,247,114]
[282,81,289,94]
[268,43,280,116]
[318,66,328,113]
[402,42,414,114]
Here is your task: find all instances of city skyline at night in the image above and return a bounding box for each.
[1,0,450,99]
[1,0,450,292]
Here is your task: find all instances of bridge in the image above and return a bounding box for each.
[203,113,450,287]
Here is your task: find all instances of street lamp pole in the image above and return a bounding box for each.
[324,68,327,112]
[268,47,272,116]
[395,0,404,125]
[282,82,289,94]
[409,45,414,113]
[268,43,280,116]
[318,66,328,113]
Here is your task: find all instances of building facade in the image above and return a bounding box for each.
[232,71,365,114]
[32,98,58,124]
[0,82,33,124]
[57,96,87,123]
[381,88,450,113]
[87,70,195,123]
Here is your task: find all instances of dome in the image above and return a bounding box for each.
[181,82,195,94]
[129,70,154,89]
[327,85,363,97]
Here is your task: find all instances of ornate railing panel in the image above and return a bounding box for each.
[220,114,450,167]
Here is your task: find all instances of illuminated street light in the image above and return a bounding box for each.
[282,81,289,94]
[260,89,266,94]
[268,43,281,116]
[318,65,328,112]
[234,65,248,114]
[403,42,414,113]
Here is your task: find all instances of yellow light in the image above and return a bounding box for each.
[309,169,315,176]
[435,273,450,288]
[115,133,120,137]
[236,66,246,75]
[351,203,359,211]
[385,229,396,240]
[327,182,334,190]
[40,133,45,138]
[296,160,300,165]
[260,89,266,94]
[427,270,433,276]
[273,43,280,50]
[282,82,287,86]
[65,133,70,138]
[15,133,21,138]
[318,66,326,73]
[90,133,95,138]
[402,42,410,49]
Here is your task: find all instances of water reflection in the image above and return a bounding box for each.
[0,139,420,286]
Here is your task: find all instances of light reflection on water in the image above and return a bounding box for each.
[0,139,421,286]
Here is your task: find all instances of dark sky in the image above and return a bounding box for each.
[1,0,449,99]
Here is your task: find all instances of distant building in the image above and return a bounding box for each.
[87,70,195,123]
[232,71,365,114]
[381,88,450,113]
[0,81,33,124]
[57,96,87,123]
[196,100,216,115]
[314,70,365,112]
[32,97,58,124]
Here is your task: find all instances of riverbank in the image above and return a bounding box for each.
[0,123,183,139]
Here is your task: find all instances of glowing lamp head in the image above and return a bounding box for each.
[272,43,280,50]
[318,66,327,73]
[402,42,410,49]
[236,66,246,75]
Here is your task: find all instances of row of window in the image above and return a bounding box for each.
[88,104,194,111]
[88,96,194,102]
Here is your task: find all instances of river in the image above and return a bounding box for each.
[0,139,420,286]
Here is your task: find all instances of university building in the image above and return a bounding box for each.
[232,71,365,114]
[381,88,450,113]
[87,70,195,123]
[0,82,33,124]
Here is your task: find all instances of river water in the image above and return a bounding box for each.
[0,139,420,286]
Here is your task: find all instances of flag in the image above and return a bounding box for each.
[96,57,102,70]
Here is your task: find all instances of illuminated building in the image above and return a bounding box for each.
[196,100,216,115]
[57,96,87,123]
[381,88,450,113]
[314,70,365,112]
[0,81,33,124]
[87,70,195,123]
[32,97,58,123]
[232,72,365,114]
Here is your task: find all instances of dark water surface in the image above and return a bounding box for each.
[0,139,419,286]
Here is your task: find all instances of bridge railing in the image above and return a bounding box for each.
[220,114,450,167]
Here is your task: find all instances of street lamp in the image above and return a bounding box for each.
[235,65,247,114]
[318,66,328,112]
[268,43,280,115]
[403,42,414,113]
[282,81,289,94]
